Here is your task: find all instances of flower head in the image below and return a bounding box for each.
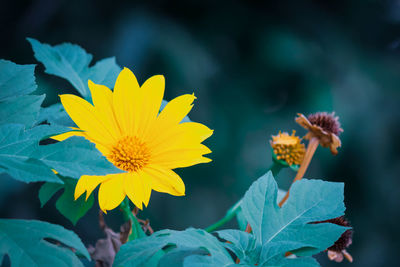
[295,112,343,155]
[54,68,213,212]
[270,130,305,166]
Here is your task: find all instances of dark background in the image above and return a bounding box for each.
[1,0,400,266]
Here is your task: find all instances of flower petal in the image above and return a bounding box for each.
[88,80,121,138]
[52,127,84,141]
[98,174,126,212]
[60,94,116,144]
[149,122,213,154]
[144,166,185,196]
[151,144,212,169]
[113,67,141,134]
[149,94,196,141]
[124,172,152,209]
[74,174,110,201]
[138,75,165,137]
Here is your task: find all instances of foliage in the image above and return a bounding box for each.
[28,38,121,99]
[39,176,94,225]
[114,172,347,267]
[0,219,89,267]
[0,38,351,267]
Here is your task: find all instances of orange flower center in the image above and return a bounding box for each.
[108,136,150,172]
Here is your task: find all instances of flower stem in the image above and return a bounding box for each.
[205,200,242,232]
[278,136,319,207]
[120,198,146,240]
[205,161,284,233]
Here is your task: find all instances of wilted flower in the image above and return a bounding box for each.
[295,112,343,155]
[270,130,305,166]
[314,216,353,263]
[54,68,213,212]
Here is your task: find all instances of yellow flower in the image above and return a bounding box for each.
[270,130,305,166]
[54,68,213,212]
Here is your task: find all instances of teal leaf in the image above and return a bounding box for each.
[217,230,259,264]
[0,219,90,267]
[38,103,75,127]
[240,172,347,264]
[0,124,61,183]
[28,38,120,98]
[114,229,234,267]
[40,177,94,225]
[32,136,123,178]
[0,60,37,101]
[0,95,45,128]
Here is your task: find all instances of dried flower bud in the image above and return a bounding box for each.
[295,112,343,155]
[270,130,305,166]
[307,112,343,136]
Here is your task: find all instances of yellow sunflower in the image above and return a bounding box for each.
[54,68,213,212]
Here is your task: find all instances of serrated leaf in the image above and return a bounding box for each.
[0,60,37,101]
[0,124,61,183]
[217,230,259,264]
[0,95,45,128]
[114,229,234,267]
[240,172,347,264]
[28,38,120,98]
[0,219,90,267]
[38,103,75,126]
[32,136,123,178]
[39,177,94,225]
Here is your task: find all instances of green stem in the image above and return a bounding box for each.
[119,198,146,241]
[205,161,285,232]
[205,200,242,232]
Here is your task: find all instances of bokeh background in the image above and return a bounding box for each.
[1,0,400,266]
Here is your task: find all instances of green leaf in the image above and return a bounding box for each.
[39,177,94,225]
[0,60,37,101]
[114,229,234,267]
[0,95,45,128]
[28,38,120,98]
[240,172,347,264]
[0,219,90,267]
[32,136,123,178]
[39,182,64,207]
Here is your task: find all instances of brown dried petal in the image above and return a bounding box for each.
[296,113,341,155]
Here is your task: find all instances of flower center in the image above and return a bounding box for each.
[108,136,150,172]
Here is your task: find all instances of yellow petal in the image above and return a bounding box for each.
[137,75,165,137]
[149,94,196,140]
[88,80,121,138]
[113,67,140,134]
[74,174,110,201]
[51,127,84,141]
[124,172,152,209]
[152,144,212,169]
[60,94,116,144]
[144,166,185,196]
[98,174,126,212]
[149,122,213,154]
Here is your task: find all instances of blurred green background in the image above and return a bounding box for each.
[1,0,400,266]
